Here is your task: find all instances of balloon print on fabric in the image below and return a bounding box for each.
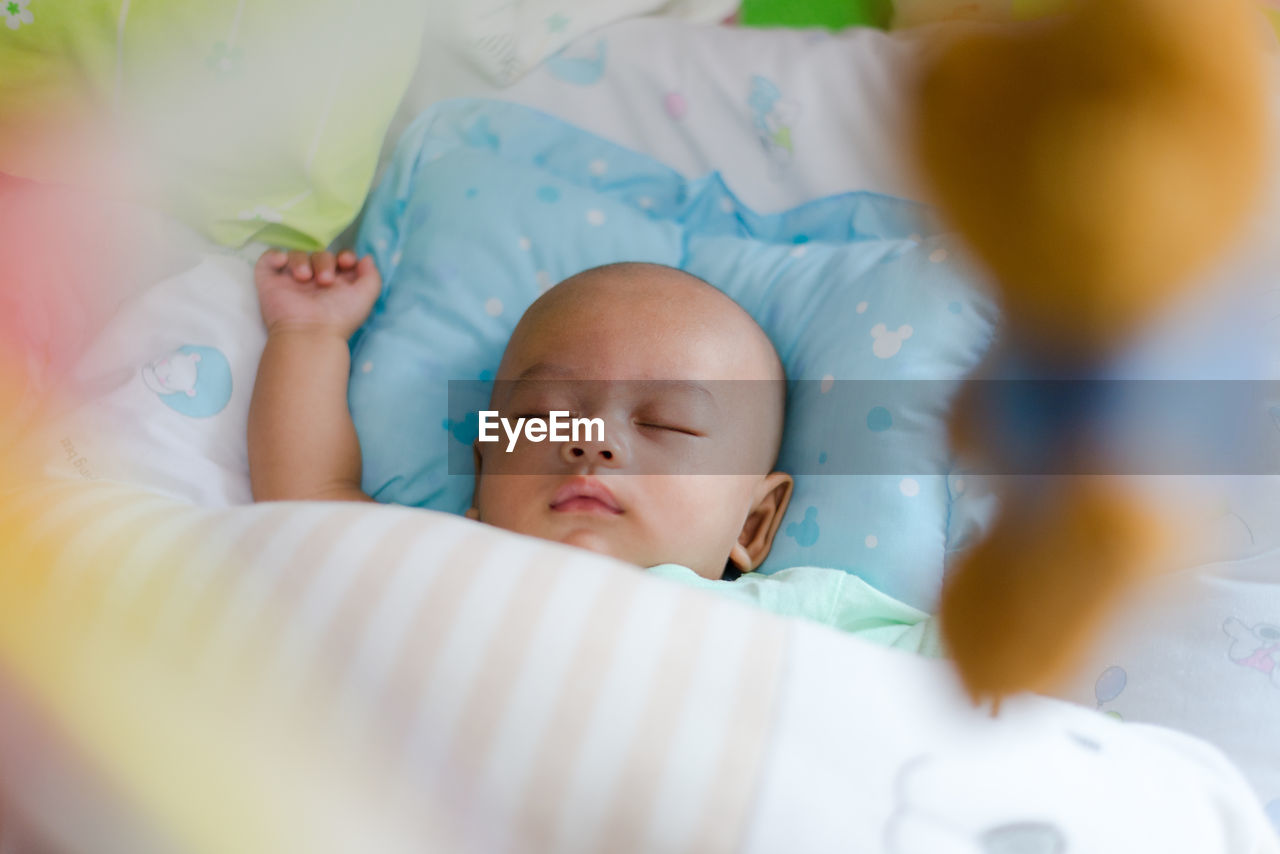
[1094,665,1128,721]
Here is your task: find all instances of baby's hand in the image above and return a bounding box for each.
[254,249,382,339]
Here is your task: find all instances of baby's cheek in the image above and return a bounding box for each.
[648,476,743,540]
[639,475,703,514]
[483,442,562,477]
[477,473,574,540]
[474,474,526,529]
[692,475,757,513]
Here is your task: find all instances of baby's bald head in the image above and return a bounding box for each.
[497,262,786,465]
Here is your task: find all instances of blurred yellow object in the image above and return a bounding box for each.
[0,378,426,853]
[912,0,1272,702]
[896,0,1279,31]
[894,0,1069,27]
[1265,7,1280,40]
[915,0,1270,358]
[937,479,1171,700]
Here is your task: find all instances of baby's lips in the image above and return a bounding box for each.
[549,476,623,514]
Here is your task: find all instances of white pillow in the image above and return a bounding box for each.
[389,18,928,207]
[446,0,738,85]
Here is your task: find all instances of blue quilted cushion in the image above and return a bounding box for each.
[352,98,997,608]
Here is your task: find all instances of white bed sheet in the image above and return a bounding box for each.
[3,481,1277,854]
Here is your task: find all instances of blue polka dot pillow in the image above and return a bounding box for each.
[351,98,998,609]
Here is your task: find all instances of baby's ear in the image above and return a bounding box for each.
[728,472,793,574]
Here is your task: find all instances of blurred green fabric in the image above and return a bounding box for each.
[739,0,894,30]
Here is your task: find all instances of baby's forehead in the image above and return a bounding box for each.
[543,264,728,315]
[495,265,786,448]
[499,266,787,456]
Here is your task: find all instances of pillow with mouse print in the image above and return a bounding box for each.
[350,98,997,609]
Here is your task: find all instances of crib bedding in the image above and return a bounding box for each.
[396,18,931,209]
[1,480,1277,854]
[16,12,1280,851]
[1053,544,1280,821]
[438,0,738,87]
[37,21,938,500]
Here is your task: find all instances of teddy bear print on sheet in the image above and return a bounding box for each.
[747,74,800,176]
[545,38,608,85]
[1224,618,1280,689]
[41,254,265,505]
[141,345,233,418]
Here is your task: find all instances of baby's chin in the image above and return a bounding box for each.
[555,528,638,564]
[481,514,655,568]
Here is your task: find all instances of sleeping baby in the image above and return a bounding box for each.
[248,248,939,653]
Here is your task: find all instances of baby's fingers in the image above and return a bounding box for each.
[254,250,289,284]
[354,255,382,289]
[258,249,288,271]
[336,250,357,271]
[288,250,313,282]
[311,251,337,285]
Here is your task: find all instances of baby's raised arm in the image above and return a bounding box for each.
[248,249,381,503]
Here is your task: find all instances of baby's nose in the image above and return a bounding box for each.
[561,433,626,468]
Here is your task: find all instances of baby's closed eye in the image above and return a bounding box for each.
[634,419,703,437]
[632,402,708,437]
